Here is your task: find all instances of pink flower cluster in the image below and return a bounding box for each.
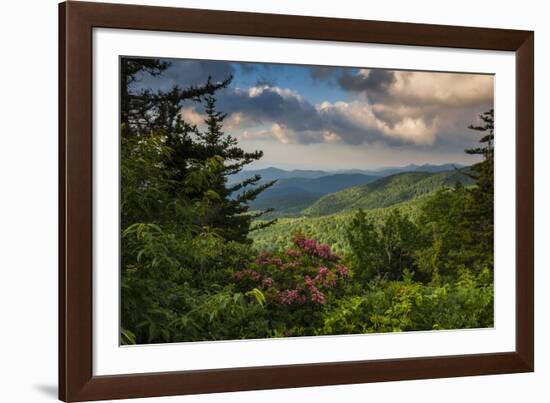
[255,251,272,265]
[261,277,274,288]
[336,264,350,278]
[255,251,283,267]
[235,235,349,307]
[314,266,337,288]
[304,275,326,305]
[279,289,307,305]
[292,235,341,261]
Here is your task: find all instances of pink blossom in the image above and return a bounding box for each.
[292,234,341,261]
[255,251,273,265]
[304,275,327,304]
[315,268,337,288]
[318,266,329,276]
[336,264,350,278]
[261,277,273,288]
[279,289,306,305]
[271,258,283,266]
[310,289,326,304]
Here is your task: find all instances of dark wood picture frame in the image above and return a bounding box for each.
[59,1,534,401]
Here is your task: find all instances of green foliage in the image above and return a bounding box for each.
[304,169,473,217]
[346,209,426,283]
[251,196,428,254]
[321,268,494,335]
[119,62,278,344]
[193,95,277,242]
[119,62,496,345]
[416,185,492,278]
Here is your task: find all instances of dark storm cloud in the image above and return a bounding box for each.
[337,69,395,99]
[212,86,402,146]
[217,87,323,133]
[310,66,340,80]
[318,108,391,145]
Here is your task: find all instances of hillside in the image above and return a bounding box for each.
[249,173,379,216]
[303,169,473,217]
[251,195,430,253]
[372,163,464,176]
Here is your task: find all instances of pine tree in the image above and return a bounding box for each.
[466,109,494,195]
[120,57,232,139]
[464,109,494,267]
[121,58,169,128]
[120,58,233,211]
[120,59,276,242]
[195,95,276,242]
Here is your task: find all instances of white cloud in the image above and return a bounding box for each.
[247,85,301,100]
[322,131,342,143]
[388,71,494,106]
[317,100,437,146]
[241,123,293,144]
[179,107,204,126]
[381,116,438,145]
[270,123,292,144]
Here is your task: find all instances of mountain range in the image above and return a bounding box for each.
[230,164,469,217]
[250,167,474,251]
[229,163,464,184]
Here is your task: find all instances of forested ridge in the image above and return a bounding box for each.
[120,58,494,344]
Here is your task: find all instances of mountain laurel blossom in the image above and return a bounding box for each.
[336,264,350,278]
[292,234,341,261]
[235,234,348,306]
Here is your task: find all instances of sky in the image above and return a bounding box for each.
[129,57,494,171]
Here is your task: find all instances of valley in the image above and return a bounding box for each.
[246,164,473,253]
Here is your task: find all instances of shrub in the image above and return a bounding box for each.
[234,234,350,336]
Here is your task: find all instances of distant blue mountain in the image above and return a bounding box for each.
[230,164,467,217]
[228,167,327,184]
[230,163,465,185]
[248,173,379,216]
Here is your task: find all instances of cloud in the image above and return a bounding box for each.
[389,71,494,106]
[322,131,342,143]
[218,85,323,133]
[338,69,493,107]
[241,123,293,144]
[217,88,439,146]
[185,79,486,148]
[137,58,494,151]
[179,107,205,126]
[317,101,438,146]
[338,69,395,98]
[310,66,347,82]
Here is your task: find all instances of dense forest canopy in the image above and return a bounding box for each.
[120,57,494,344]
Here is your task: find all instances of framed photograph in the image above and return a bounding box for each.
[59,1,534,401]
